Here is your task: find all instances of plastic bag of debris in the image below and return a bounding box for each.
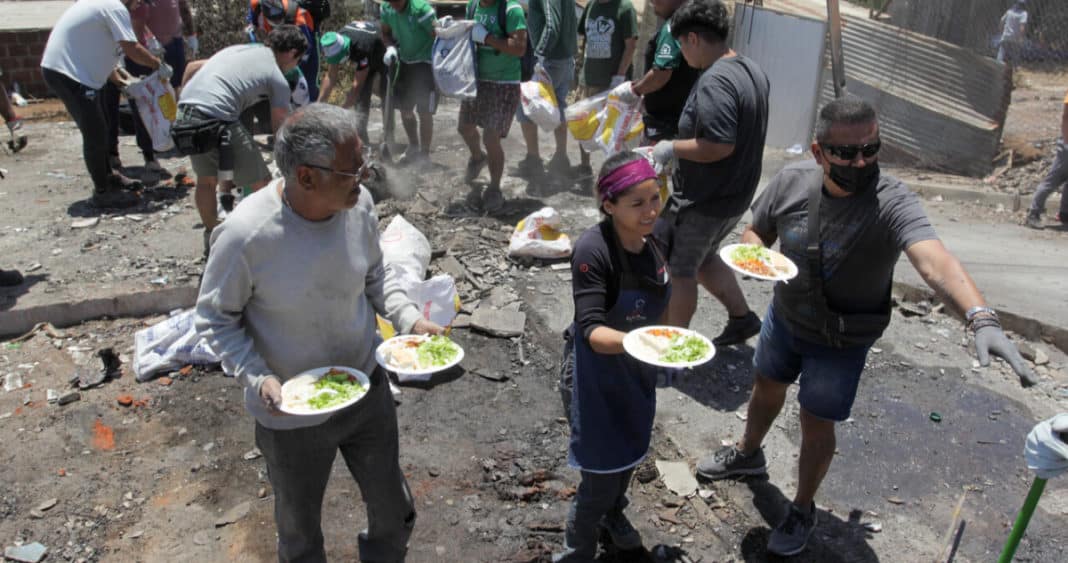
[432,19,478,101]
[565,89,644,155]
[377,275,461,352]
[380,215,431,294]
[520,65,561,132]
[508,207,572,259]
[134,309,219,381]
[125,69,177,152]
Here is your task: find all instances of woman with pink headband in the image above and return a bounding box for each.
[555,150,671,561]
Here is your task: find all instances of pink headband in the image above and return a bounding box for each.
[596,158,658,203]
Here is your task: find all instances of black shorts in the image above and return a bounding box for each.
[394,61,437,114]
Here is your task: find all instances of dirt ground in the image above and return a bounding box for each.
[2,67,1068,563]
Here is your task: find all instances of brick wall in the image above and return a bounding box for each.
[0,29,51,98]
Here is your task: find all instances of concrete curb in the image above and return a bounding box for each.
[893,280,1068,357]
[909,180,1061,213]
[0,285,199,339]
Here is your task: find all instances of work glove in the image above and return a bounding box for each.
[471,23,490,44]
[610,80,640,105]
[185,35,199,58]
[146,35,165,57]
[437,15,454,29]
[157,62,173,81]
[974,324,1039,387]
[383,45,399,66]
[651,140,675,170]
[609,75,625,88]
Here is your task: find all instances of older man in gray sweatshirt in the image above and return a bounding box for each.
[195,103,442,562]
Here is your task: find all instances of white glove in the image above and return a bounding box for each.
[471,23,489,44]
[610,80,640,105]
[383,46,398,66]
[185,35,199,58]
[652,140,675,168]
[609,75,625,88]
[146,36,164,57]
[157,62,173,81]
[437,15,454,29]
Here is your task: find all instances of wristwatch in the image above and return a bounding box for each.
[965,306,997,322]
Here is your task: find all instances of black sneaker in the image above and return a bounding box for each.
[515,154,544,178]
[768,502,818,556]
[600,512,642,550]
[573,162,594,179]
[1025,213,1042,229]
[465,155,487,183]
[547,152,572,178]
[713,311,762,346]
[464,188,483,211]
[483,186,505,213]
[696,445,767,480]
[91,189,141,209]
[107,173,143,192]
[0,269,24,287]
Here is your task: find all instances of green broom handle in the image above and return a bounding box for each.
[997,477,1047,563]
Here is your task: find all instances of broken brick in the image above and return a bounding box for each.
[117,395,134,407]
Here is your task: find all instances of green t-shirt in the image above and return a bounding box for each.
[579,0,638,88]
[469,0,527,83]
[381,0,437,63]
[652,21,683,70]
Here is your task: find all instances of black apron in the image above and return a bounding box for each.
[567,231,671,473]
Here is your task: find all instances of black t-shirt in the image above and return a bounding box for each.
[751,161,940,346]
[340,21,386,72]
[675,55,770,218]
[571,220,672,341]
[641,23,700,132]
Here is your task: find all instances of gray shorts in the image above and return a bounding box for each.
[662,206,744,278]
[189,121,270,186]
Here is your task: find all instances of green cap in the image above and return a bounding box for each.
[320,31,351,65]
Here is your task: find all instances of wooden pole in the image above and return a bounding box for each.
[826,0,847,98]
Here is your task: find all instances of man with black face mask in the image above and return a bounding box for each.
[695,97,1036,557]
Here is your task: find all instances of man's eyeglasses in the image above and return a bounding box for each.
[820,140,881,161]
[303,162,371,181]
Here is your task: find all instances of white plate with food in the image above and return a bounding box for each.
[622,325,716,369]
[375,334,464,381]
[719,243,798,282]
[279,366,371,416]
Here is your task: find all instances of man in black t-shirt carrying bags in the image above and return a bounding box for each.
[696,97,1037,557]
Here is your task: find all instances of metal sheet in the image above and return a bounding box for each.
[732,5,828,150]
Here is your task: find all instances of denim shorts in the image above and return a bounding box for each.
[753,304,870,422]
[516,56,573,124]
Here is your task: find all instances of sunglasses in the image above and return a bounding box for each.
[820,140,881,161]
[304,162,371,181]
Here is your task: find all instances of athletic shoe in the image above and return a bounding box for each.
[464,188,483,211]
[768,502,818,556]
[482,186,505,213]
[547,152,573,178]
[397,149,428,168]
[465,156,487,183]
[514,154,544,178]
[713,311,762,346]
[573,162,594,179]
[0,269,24,287]
[142,160,167,184]
[600,512,642,550]
[696,445,767,480]
[107,173,143,192]
[1025,213,1042,229]
[91,189,141,209]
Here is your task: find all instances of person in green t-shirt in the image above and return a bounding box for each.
[576,0,638,173]
[380,0,438,165]
[459,0,527,213]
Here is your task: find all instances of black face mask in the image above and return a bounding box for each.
[828,161,880,195]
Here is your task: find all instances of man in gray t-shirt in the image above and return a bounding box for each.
[176,25,306,252]
[695,97,1035,558]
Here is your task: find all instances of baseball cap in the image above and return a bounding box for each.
[320,32,351,65]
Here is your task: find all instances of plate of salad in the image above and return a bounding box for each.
[719,243,798,282]
[279,366,371,416]
[622,326,716,369]
[375,334,465,380]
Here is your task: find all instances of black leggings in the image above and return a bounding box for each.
[43,68,110,192]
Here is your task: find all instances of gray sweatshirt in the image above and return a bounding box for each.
[195,180,420,430]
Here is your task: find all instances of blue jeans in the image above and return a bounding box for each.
[754,304,871,421]
[555,468,634,562]
[1029,140,1068,220]
[516,57,574,124]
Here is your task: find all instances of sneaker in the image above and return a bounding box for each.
[547,152,572,178]
[696,445,767,480]
[1025,213,1042,229]
[713,311,762,346]
[465,155,487,183]
[108,155,123,173]
[397,149,428,168]
[600,512,642,550]
[0,268,24,287]
[91,189,141,209]
[573,162,594,179]
[482,186,505,213]
[142,160,167,185]
[464,188,483,211]
[515,154,544,178]
[107,173,143,192]
[768,502,818,556]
